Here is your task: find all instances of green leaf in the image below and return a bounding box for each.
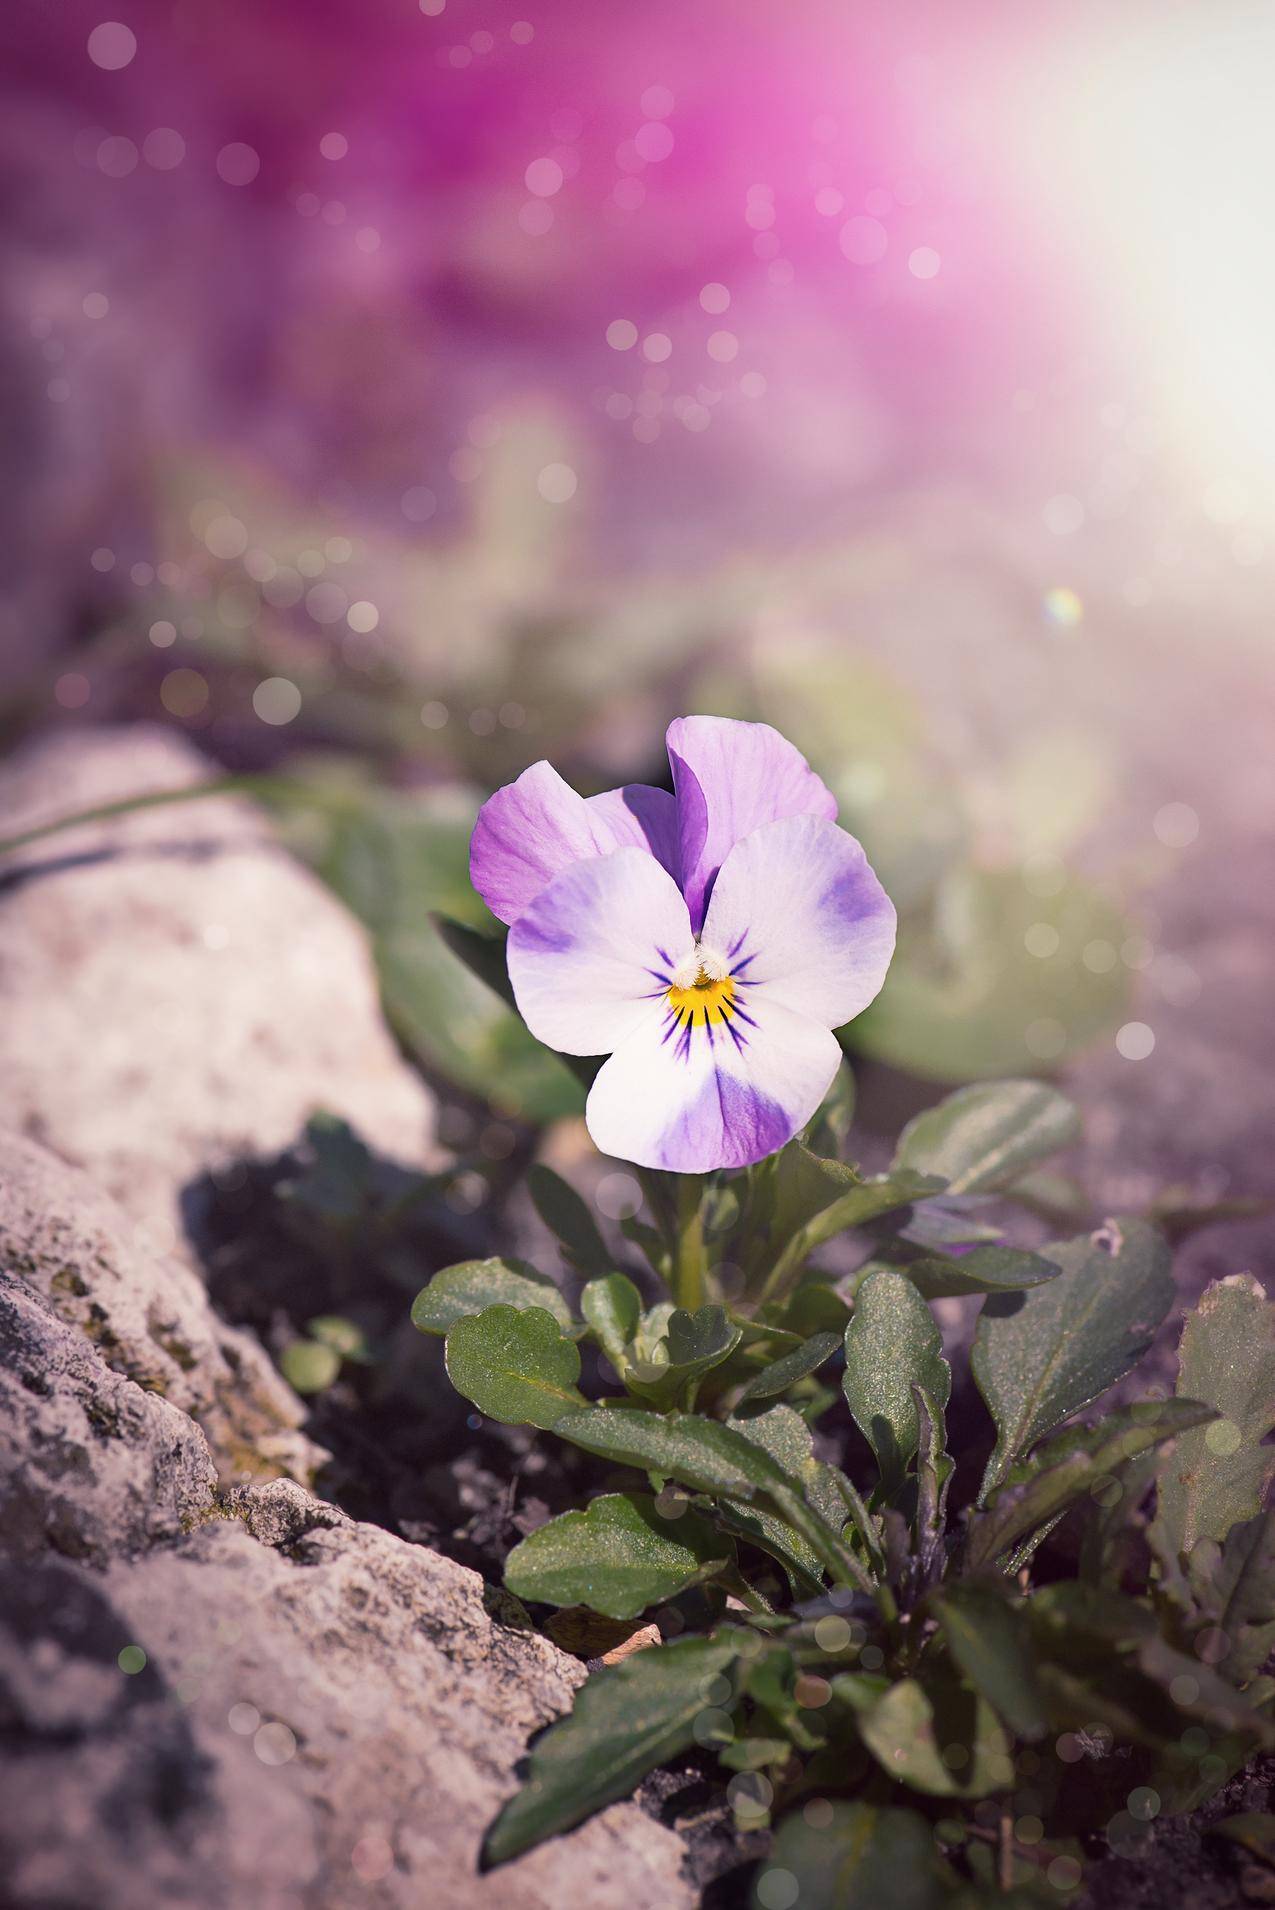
[836,1674,1012,1797]
[843,1270,951,1495]
[1185,1512,1275,1685]
[893,1080,1081,1193]
[753,1801,949,1910]
[289,788,583,1122]
[965,1399,1217,1571]
[1151,1273,1275,1559]
[483,1633,745,1865]
[851,863,1132,1083]
[932,1582,1048,1740]
[307,1314,373,1363]
[412,1258,573,1335]
[726,1403,868,1591]
[504,1493,733,1620]
[734,1330,842,1408]
[971,1219,1175,1498]
[279,1338,341,1394]
[580,1273,643,1376]
[527,1165,613,1277]
[802,1060,858,1156]
[444,1305,588,1430]
[914,1384,952,1589]
[887,1243,1061,1303]
[764,1168,948,1300]
[625,1304,743,1409]
[554,1406,869,1594]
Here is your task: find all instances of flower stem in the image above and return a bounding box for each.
[671,1176,707,1313]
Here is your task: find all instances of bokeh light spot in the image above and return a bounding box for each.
[839,215,888,264]
[537,461,577,503]
[217,143,261,187]
[160,668,209,718]
[319,132,348,161]
[635,122,674,163]
[1154,801,1200,848]
[97,136,138,178]
[143,127,185,170]
[525,157,564,197]
[88,23,137,70]
[117,1643,147,1673]
[1115,1020,1155,1060]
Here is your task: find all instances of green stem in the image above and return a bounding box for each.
[0,773,352,861]
[671,1175,707,1313]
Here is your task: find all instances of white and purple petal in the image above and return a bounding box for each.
[701,813,896,1029]
[469,761,614,927]
[665,715,838,931]
[507,847,694,1055]
[586,991,841,1173]
[585,783,680,880]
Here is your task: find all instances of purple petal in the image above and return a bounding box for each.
[469,761,613,927]
[666,716,838,931]
[586,784,680,881]
[507,847,694,1055]
[586,990,841,1172]
[701,814,896,1030]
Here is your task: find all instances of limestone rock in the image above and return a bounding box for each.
[0,1126,322,1482]
[0,725,439,1256]
[0,1272,217,1564]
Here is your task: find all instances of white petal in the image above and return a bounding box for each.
[507,848,694,1055]
[701,814,896,1029]
[586,991,841,1173]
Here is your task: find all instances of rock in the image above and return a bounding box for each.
[0,726,439,1256]
[0,1467,693,1909]
[0,1169,693,1907]
[0,1271,217,1564]
[0,1126,322,1482]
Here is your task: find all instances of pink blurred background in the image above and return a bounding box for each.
[3,0,1273,1274]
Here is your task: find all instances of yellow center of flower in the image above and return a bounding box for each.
[666,948,738,1027]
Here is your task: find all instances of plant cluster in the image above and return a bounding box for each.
[412,1077,1275,1904]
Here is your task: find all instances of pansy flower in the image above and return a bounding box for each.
[470,716,896,1173]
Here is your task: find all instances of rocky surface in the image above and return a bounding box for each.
[0,726,440,1258]
[0,1270,217,1565]
[0,1127,322,1483]
[0,1189,693,1910]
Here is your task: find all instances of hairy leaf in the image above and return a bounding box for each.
[412,1257,573,1335]
[893,1079,1080,1194]
[843,1270,951,1495]
[966,1399,1216,1571]
[1185,1512,1275,1685]
[1152,1273,1275,1560]
[483,1633,744,1864]
[444,1304,588,1430]
[504,1493,732,1620]
[914,1384,953,1591]
[837,1673,1012,1798]
[734,1330,842,1408]
[528,1164,614,1277]
[753,1801,948,1910]
[885,1242,1061,1304]
[626,1304,743,1408]
[932,1581,1048,1740]
[580,1273,643,1377]
[555,1406,868,1594]
[971,1219,1175,1498]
